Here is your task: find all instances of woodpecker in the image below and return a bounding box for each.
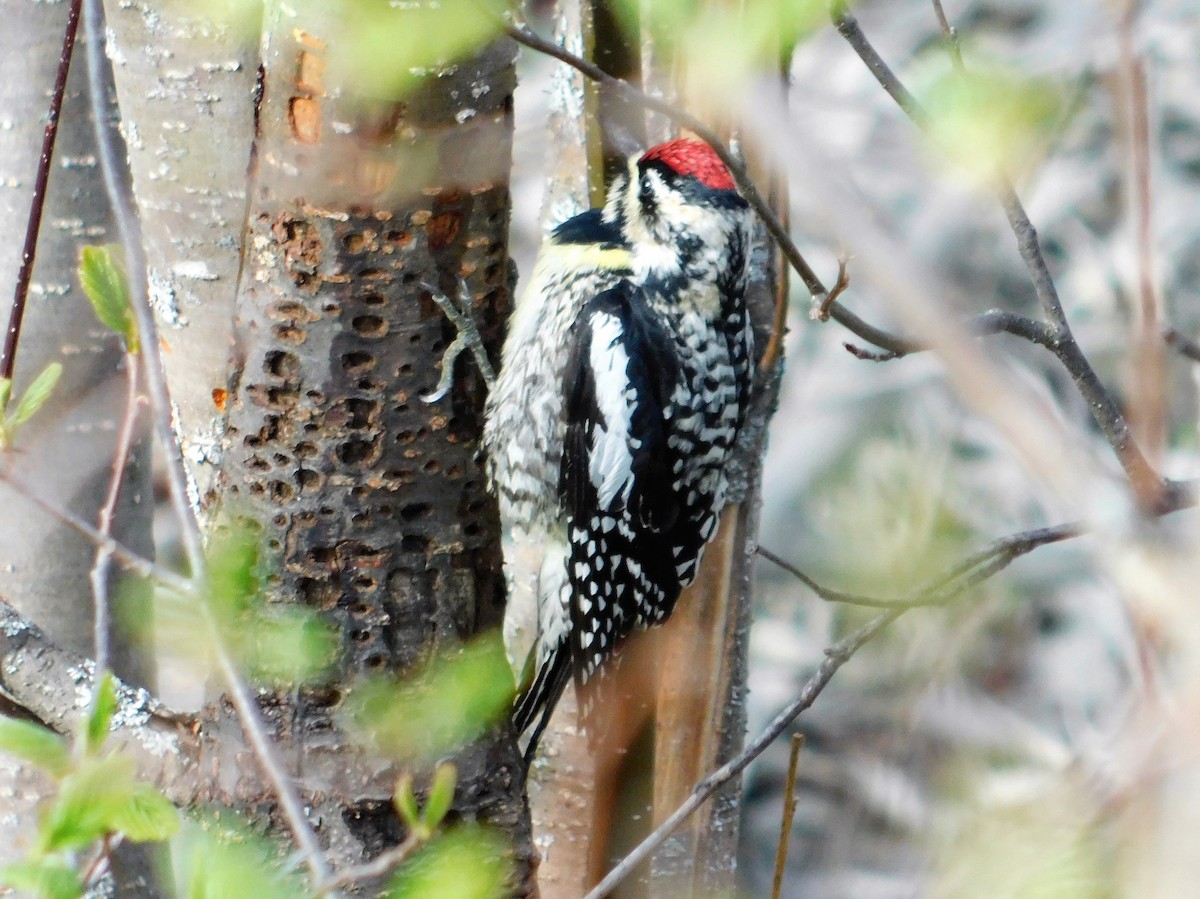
[483,138,753,759]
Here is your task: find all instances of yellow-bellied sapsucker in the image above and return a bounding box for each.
[483,138,753,759]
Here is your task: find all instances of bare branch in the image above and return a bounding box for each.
[1164,328,1200,363]
[827,2,1167,503]
[770,734,804,899]
[0,468,190,594]
[2,0,82,380]
[0,592,193,778]
[88,359,142,685]
[757,522,1080,610]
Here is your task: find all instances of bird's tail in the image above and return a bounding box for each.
[512,641,572,764]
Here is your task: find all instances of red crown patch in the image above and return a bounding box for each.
[639,138,736,191]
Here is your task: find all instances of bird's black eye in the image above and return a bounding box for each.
[639,171,658,213]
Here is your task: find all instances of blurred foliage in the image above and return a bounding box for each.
[343,632,514,764]
[915,57,1066,185]
[814,435,977,597]
[0,361,62,450]
[0,717,70,778]
[0,673,178,898]
[195,0,507,99]
[157,516,336,685]
[168,809,509,898]
[385,824,511,899]
[395,762,459,839]
[171,816,306,899]
[331,0,507,99]
[928,766,1116,899]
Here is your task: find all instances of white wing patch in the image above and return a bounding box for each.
[587,311,637,510]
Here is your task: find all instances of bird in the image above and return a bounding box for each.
[482,137,754,761]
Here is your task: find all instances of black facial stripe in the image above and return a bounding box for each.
[637,159,747,209]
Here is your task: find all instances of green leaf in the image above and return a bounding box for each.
[0,716,70,777]
[109,783,180,843]
[423,763,456,829]
[246,606,336,685]
[79,245,139,351]
[0,859,84,899]
[172,818,305,899]
[394,774,421,831]
[344,633,515,764]
[38,753,136,853]
[84,671,118,755]
[385,825,510,899]
[7,362,62,430]
[205,520,261,624]
[0,378,11,415]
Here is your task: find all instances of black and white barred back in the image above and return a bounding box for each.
[483,139,753,758]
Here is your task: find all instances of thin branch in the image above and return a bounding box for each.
[1164,328,1200,363]
[757,522,1081,610]
[930,0,965,71]
[770,733,804,899]
[584,610,900,899]
[0,467,190,594]
[88,357,141,686]
[315,834,425,896]
[2,0,83,380]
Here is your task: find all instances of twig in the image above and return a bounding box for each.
[813,256,850,322]
[583,610,900,899]
[83,3,333,886]
[1164,328,1200,363]
[770,733,804,899]
[2,0,83,380]
[88,358,141,689]
[757,522,1081,610]
[0,468,190,594]
[827,2,1166,502]
[930,0,964,70]
[315,833,425,896]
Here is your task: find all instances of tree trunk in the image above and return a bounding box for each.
[215,0,534,881]
[0,7,155,887]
